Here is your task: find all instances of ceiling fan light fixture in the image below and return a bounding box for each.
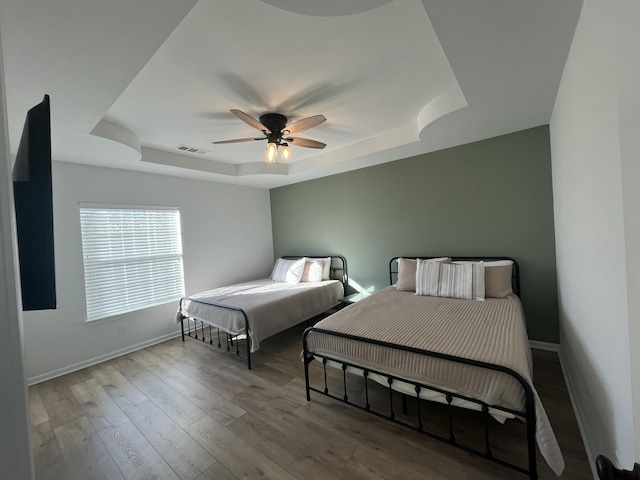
[265,141,278,163]
[280,143,291,161]
[216,109,327,164]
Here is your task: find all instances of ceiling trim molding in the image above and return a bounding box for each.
[418,87,468,136]
[90,120,141,160]
[140,147,289,177]
[259,0,392,17]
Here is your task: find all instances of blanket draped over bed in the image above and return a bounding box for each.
[304,286,565,476]
[179,278,343,352]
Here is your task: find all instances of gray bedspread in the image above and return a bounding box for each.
[304,286,564,475]
[180,278,343,352]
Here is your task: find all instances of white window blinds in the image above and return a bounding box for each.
[79,206,185,321]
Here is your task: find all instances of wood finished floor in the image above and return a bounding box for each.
[30,323,592,480]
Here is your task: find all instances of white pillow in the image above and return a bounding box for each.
[301,258,324,282]
[396,257,450,292]
[416,260,485,301]
[271,258,305,284]
[321,257,332,280]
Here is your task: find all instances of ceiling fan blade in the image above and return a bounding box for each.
[230,109,269,132]
[289,137,326,149]
[283,114,326,135]
[212,137,264,144]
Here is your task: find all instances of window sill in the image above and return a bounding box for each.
[83,300,179,326]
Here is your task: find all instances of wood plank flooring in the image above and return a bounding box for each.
[30,323,592,479]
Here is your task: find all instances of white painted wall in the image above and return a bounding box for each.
[549,0,640,470]
[616,0,640,462]
[23,160,274,383]
[0,32,34,480]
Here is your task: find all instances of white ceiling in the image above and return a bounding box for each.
[0,0,582,189]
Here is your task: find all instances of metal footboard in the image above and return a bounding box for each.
[179,298,252,369]
[302,326,537,479]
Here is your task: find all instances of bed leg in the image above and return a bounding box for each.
[180,316,185,341]
[302,329,312,401]
[526,395,538,479]
[363,370,370,411]
[342,363,349,402]
[247,338,252,370]
[446,394,455,443]
[415,386,423,430]
[402,393,408,415]
[482,405,492,458]
[304,355,311,401]
[388,378,395,420]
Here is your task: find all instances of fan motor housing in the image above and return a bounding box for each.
[259,113,288,135]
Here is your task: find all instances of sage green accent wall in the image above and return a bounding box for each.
[270,126,558,343]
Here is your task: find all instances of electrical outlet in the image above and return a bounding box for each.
[117,324,126,335]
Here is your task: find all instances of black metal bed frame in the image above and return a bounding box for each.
[178,255,348,369]
[303,256,538,479]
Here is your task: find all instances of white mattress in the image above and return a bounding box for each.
[180,278,343,352]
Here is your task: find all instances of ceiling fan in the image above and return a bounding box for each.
[213,109,327,163]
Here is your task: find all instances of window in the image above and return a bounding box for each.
[79,205,185,321]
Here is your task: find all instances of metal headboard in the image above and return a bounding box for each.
[281,255,348,291]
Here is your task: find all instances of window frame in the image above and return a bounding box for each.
[79,203,185,322]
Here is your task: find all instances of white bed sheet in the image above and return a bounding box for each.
[180,278,343,352]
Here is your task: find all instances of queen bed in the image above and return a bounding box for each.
[178,255,346,368]
[302,256,563,479]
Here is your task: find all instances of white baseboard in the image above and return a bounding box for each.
[27,330,182,386]
[558,349,599,480]
[529,340,560,352]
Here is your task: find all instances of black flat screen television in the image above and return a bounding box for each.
[12,94,57,310]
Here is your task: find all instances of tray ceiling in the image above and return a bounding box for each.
[0,0,582,188]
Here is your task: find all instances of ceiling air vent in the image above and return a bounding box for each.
[176,144,209,155]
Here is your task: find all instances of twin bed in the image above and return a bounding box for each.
[177,255,346,369]
[178,254,563,478]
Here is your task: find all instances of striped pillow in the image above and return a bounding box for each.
[453,260,514,298]
[416,260,485,301]
[396,257,451,292]
[271,258,305,284]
